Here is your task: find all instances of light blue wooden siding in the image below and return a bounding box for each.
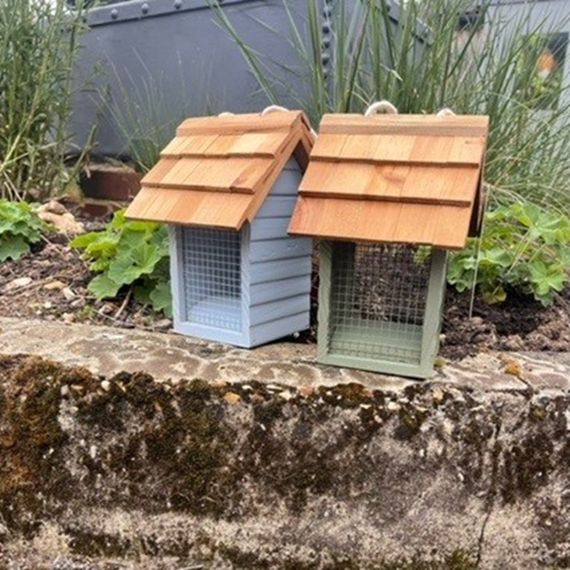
[246,158,312,346]
[170,225,251,347]
[170,158,312,349]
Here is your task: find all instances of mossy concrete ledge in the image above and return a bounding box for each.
[1,353,569,569]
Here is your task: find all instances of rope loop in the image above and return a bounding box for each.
[218,111,235,117]
[364,100,398,116]
[436,108,456,117]
[261,104,290,116]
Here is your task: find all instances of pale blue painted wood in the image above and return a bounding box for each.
[249,312,309,346]
[170,158,312,348]
[249,256,312,285]
[249,294,309,327]
[249,275,311,307]
[246,158,311,342]
[251,197,298,219]
[249,218,290,242]
[249,238,312,263]
[176,321,249,348]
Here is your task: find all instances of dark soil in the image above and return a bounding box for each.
[0,222,568,360]
[0,223,172,333]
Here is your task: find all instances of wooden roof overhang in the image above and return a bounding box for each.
[288,113,489,250]
[125,111,314,229]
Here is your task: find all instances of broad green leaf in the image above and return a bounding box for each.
[149,281,172,317]
[107,242,163,285]
[0,235,30,261]
[87,274,122,299]
[528,261,567,296]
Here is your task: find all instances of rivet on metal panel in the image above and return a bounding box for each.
[141,3,149,15]
[110,8,118,20]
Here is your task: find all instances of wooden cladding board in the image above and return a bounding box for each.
[289,112,489,249]
[126,111,313,228]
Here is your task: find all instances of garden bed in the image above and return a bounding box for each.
[0,219,568,361]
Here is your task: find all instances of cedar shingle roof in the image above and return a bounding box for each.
[288,113,489,249]
[125,111,314,229]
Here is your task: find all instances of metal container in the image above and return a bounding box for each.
[70,0,414,158]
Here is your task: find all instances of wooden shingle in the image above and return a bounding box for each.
[289,113,489,249]
[126,111,314,229]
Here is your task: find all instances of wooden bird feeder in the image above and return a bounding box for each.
[289,108,489,378]
[126,110,315,347]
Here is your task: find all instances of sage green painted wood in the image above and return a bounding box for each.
[418,248,448,377]
[317,242,448,379]
[317,240,333,364]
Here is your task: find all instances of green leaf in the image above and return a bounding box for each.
[481,285,507,304]
[0,235,30,261]
[528,260,567,299]
[87,274,122,300]
[107,242,163,285]
[149,281,172,317]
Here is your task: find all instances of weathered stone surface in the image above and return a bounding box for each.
[1,354,568,569]
[3,317,569,392]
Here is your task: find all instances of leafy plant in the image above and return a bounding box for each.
[0,199,44,261]
[0,0,88,201]
[448,203,570,306]
[70,209,172,316]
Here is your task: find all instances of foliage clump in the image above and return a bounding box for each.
[0,199,44,261]
[449,203,570,306]
[0,0,87,201]
[70,209,172,316]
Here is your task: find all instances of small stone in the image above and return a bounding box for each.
[99,304,114,315]
[298,385,314,398]
[500,356,524,378]
[43,301,53,309]
[39,200,67,215]
[38,204,84,236]
[442,419,455,435]
[60,385,70,396]
[62,313,74,324]
[387,401,401,412]
[43,281,66,291]
[223,392,241,404]
[153,318,172,331]
[279,390,294,401]
[62,287,75,301]
[2,277,32,292]
[434,356,446,368]
[100,380,111,391]
[432,386,445,403]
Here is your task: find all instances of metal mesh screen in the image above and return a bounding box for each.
[327,242,431,364]
[180,227,242,331]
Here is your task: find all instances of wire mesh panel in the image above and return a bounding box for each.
[327,242,432,365]
[180,227,242,331]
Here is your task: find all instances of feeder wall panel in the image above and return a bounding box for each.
[246,159,312,346]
